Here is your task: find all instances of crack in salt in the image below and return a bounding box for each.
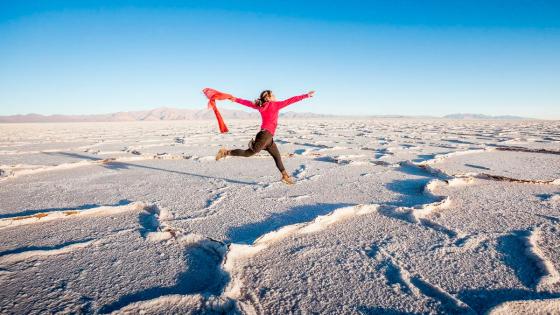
[523,229,560,293]
[368,244,476,314]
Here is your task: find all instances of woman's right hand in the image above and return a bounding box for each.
[308,91,315,97]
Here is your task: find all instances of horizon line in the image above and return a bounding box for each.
[0,107,554,121]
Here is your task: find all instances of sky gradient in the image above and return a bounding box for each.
[1,1,559,118]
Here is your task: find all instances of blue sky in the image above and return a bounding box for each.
[1,1,559,118]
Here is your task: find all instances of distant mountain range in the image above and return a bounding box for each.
[443,113,532,120]
[0,108,536,123]
[0,107,331,123]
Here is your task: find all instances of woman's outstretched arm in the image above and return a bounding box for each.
[230,97,259,109]
[277,91,315,109]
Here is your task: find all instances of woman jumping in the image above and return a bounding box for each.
[215,90,315,184]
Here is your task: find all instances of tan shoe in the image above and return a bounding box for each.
[281,171,295,185]
[215,148,229,161]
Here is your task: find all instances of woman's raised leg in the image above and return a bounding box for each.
[216,130,272,160]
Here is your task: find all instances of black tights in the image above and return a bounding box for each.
[229,130,285,172]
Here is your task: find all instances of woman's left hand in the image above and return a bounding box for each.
[308,91,315,97]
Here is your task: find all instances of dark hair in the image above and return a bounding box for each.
[255,90,272,107]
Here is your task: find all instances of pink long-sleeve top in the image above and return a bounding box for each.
[233,94,310,135]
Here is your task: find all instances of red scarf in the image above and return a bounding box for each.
[202,88,231,133]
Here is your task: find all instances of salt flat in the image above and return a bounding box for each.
[0,119,559,314]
